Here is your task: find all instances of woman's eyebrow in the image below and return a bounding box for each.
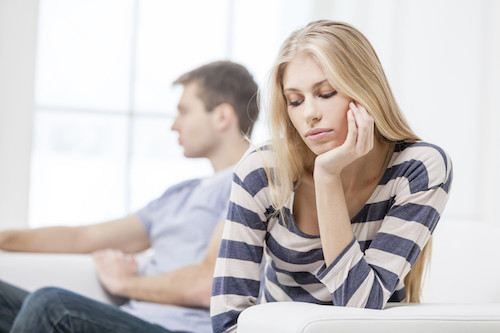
[283,79,329,92]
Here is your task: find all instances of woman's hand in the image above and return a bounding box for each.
[314,102,375,177]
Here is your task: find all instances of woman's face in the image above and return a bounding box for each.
[282,53,351,155]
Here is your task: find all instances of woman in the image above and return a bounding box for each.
[210,20,452,333]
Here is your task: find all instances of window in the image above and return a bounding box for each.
[30,0,312,227]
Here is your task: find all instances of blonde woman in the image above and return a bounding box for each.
[210,20,452,333]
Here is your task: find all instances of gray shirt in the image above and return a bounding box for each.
[120,168,233,333]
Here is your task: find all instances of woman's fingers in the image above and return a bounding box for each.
[345,108,357,148]
[355,113,368,154]
[350,102,374,155]
[359,104,374,151]
[360,105,375,152]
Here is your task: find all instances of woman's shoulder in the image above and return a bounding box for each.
[390,140,453,190]
[234,142,275,177]
[231,141,276,192]
[392,141,451,169]
[394,140,449,160]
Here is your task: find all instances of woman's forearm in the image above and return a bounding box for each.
[314,172,355,265]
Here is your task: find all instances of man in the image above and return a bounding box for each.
[0,60,259,333]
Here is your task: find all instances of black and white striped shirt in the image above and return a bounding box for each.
[211,141,453,333]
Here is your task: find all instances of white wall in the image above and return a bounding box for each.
[0,0,498,229]
[480,0,500,224]
[0,0,38,229]
[312,0,500,224]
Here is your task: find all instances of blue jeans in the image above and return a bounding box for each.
[0,280,190,333]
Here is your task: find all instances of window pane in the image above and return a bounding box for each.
[230,0,313,85]
[230,0,312,146]
[29,111,128,227]
[134,0,230,114]
[35,0,134,111]
[129,116,212,211]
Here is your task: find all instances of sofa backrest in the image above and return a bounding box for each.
[422,220,500,303]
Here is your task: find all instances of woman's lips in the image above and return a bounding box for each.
[305,128,333,141]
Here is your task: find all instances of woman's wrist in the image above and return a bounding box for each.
[313,167,342,186]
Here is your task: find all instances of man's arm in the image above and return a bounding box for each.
[0,215,150,254]
[94,220,225,308]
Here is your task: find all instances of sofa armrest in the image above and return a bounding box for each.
[0,252,116,304]
[237,302,500,333]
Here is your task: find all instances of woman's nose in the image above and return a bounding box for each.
[304,99,321,125]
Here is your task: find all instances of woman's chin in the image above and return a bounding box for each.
[309,141,341,155]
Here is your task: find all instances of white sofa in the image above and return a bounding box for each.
[237,221,500,332]
[1,221,499,332]
[0,252,114,304]
[0,249,152,305]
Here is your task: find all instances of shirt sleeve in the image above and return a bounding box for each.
[314,145,453,309]
[135,179,198,233]
[135,189,171,233]
[211,149,272,333]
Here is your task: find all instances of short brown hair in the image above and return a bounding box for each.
[174,61,259,137]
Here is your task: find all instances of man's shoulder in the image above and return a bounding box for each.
[166,177,203,193]
[161,168,232,201]
[204,167,234,187]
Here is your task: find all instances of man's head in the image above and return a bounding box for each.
[171,61,259,158]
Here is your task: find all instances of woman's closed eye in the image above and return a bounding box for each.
[319,90,337,99]
[287,99,304,107]
[286,90,336,107]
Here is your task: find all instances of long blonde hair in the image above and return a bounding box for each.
[265,20,428,303]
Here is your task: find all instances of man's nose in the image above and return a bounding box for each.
[170,118,179,132]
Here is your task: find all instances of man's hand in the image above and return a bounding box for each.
[314,102,375,177]
[93,249,138,296]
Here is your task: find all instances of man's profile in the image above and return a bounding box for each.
[0,60,259,333]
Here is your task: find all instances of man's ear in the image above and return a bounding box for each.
[212,103,236,132]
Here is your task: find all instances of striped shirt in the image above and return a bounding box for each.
[211,141,453,333]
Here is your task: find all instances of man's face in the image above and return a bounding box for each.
[171,82,219,158]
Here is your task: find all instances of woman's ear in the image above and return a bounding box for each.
[212,103,236,132]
